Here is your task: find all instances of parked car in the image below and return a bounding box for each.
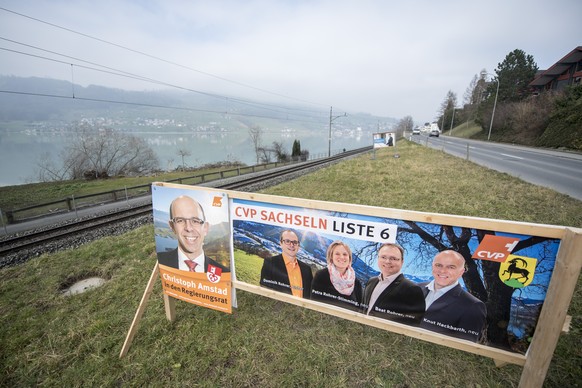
[412,127,421,135]
[429,129,440,137]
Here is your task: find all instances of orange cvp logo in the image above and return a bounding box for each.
[472,235,520,263]
[212,196,223,207]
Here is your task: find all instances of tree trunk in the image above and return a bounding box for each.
[482,260,514,348]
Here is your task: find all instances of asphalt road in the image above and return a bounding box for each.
[409,134,582,201]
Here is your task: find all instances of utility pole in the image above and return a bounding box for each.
[487,77,500,141]
[329,106,347,157]
[449,107,456,135]
[440,114,445,133]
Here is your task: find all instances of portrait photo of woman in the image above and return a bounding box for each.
[311,241,363,312]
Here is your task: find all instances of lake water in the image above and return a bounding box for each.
[0,128,373,186]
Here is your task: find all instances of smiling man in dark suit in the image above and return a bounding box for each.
[419,250,486,342]
[362,243,425,325]
[157,195,229,273]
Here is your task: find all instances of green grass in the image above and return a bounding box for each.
[1,140,580,387]
[0,166,243,211]
[444,119,484,139]
[233,249,262,285]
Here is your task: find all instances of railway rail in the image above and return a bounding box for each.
[0,146,371,266]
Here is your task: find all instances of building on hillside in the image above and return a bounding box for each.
[529,46,582,94]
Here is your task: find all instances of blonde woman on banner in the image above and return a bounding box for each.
[311,241,363,312]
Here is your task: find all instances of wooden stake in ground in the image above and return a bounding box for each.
[119,263,160,358]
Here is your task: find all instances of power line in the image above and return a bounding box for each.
[0,6,328,109]
[0,38,328,121]
[0,89,327,125]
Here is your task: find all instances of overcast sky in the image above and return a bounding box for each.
[1,0,580,123]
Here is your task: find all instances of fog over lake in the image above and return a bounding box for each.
[0,127,375,186]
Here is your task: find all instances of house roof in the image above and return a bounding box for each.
[529,46,582,87]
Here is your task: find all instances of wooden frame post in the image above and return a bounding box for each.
[518,228,582,387]
[163,294,176,321]
[119,263,160,358]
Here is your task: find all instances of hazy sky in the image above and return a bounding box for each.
[1,0,580,123]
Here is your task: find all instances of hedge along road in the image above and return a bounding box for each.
[412,135,582,201]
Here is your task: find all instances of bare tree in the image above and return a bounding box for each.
[438,90,458,130]
[36,122,159,181]
[257,147,272,163]
[166,158,175,172]
[272,141,289,162]
[464,74,479,107]
[458,70,490,125]
[396,115,414,134]
[177,148,192,171]
[34,151,69,182]
[248,126,263,165]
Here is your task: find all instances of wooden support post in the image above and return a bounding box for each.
[119,263,160,358]
[518,228,582,387]
[164,294,176,322]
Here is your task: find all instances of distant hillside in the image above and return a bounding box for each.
[465,85,582,151]
[0,76,396,133]
[0,75,206,122]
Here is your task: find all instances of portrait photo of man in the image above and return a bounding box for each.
[362,243,425,325]
[260,229,313,298]
[419,250,487,342]
[157,194,229,274]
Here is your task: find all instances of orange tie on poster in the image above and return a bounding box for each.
[184,259,198,272]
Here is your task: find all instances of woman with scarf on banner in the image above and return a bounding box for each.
[311,241,363,312]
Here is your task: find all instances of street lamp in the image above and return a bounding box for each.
[449,106,456,135]
[329,106,347,157]
[486,74,500,141]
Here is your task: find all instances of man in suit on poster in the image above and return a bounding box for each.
[260,229,313,298]
[157,195,229,273]
[419,250,486,342]
[363,243,425,325]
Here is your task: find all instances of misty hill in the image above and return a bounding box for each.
[0,76,177,121]
[0,76,396,132]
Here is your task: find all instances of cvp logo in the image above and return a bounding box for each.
[475,251,506,261]
[472,235,520,263]
[212,196,224,208]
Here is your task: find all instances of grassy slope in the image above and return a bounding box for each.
[445,120,484,139]
[1,141,580,387]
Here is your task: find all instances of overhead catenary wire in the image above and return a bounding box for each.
[0,89,328,125]
[0,43,328,124]
[0,6,343,115]
[0,36,325,116]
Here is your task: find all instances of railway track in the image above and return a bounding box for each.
[0,147,371,266]
[219,146,368,190]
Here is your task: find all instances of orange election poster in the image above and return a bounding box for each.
[152,184,233,314]
[158,265,232,313]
